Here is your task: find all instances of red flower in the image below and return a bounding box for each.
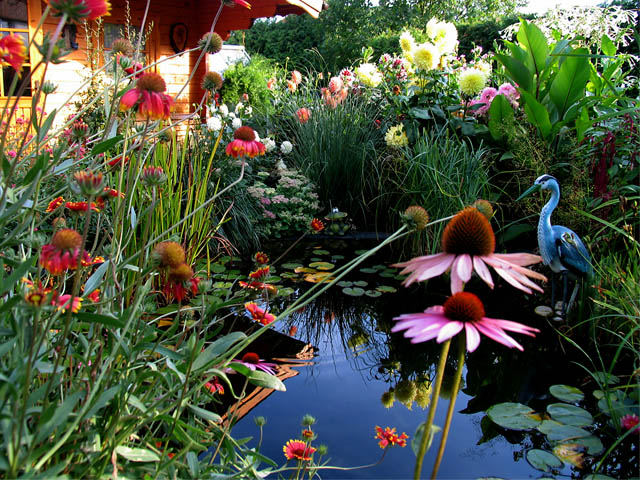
[301,428,314,439]
[46,196,65,213]
[621,414,639,434]
[46,0,111,21]
[65,201,100,212]
[296,107,311,123]
[107,154,129,167]
[245,302,276,325]
[120,73,173,120]
[225,126,265,159]
[86,289,100,303]
[249,266,270,280]
[204,377,225,395]
[374,426,408,449]
[310,218,324,232]
[162,263,200,302]
[40,228,92,275]
[238,281,277,294]
[52,293,83,313]
[0,34,27,72]
[254,251,269,264]
[283,440,315,461]
[24,281,52,307]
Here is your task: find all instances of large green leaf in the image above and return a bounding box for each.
[192,332,247,372]
[246,369,286,391]
[487,402,542,431]
[526,449,563,472]
[549,384,584,403]
[115,446,160,462]
[495,54,533,93]
[521,91,552,139]
[537,420,590,441]
[600,34,616,57]
[547,403,593,427]
[549,48,590,119]
[488,95,514,141]
[517,19,549,78]
[411,422,441,457]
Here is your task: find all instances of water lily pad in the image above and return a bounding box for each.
[309,261,335,270]
[552,444,583,468]
[213,282,233,289]
[365,290,382,297]
[219,256,232,264]
[277,287,295,297]
[537,420,590,441]
[265,275,281,283]
[343,287,365,296]
[360,268,377,274]
[211,263,226,273]
[395,275,406,281]
[550,384,584,403]
[305,272,334,283]
[380,272,396,278]
[313,249,330,255]
[353,280,368,287]
[487,402,542,431]
[372,264,387,270]
[280,272,298,279]
[337,281,353,287]
[282,263,303,270]
[584,475,617,480]
[310,257,322,262]
[574,435,604,455]
[596,390,629,417]
[355,249,369,255]
[228,269,241,275]
[294,267,317,274]
[535,305,554,317]
[592,371,619,385]
[547,404,593,427]
[376,285,397,293]
[332,254,345,260]
[526,449,563,472]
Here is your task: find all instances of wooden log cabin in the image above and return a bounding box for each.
[1,0,324,124]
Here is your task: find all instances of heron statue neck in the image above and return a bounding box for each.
[537,180,560,266]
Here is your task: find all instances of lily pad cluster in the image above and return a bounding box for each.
[486,384,610,475]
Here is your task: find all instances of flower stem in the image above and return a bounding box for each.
[430,335,466,479]
[413,338,451,480]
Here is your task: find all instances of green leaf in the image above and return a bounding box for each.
[549,48,589,119]
[592,371,619,385]
[192,332,246,372]
[488,95,514,141]
[365,290,382,297]
[410,108,432,120]
[494,55,533,93]
[342,287,365,296]
[547,403,593,427]
[517,19,548,77]
[337,281,353,287]
[0,256,35,297]
[115,446,160,462]
[411,423,441,457]
[487,402,542,430]
[526,449,563,472]
[90,135,123,156]
[521,91,552,139]
[376,285,397,293]
[247,369,286,391]
[35,391,84,443]
[74,312,124,328]
[537,420,590,441]
[188,404,222,423]
[22,153,49,186]
[574,435,604,455]
[85,385,120,419]
[84,260,109,295]
[187,451,200,478]
[36,109,57,143]
[600,34,616,57]
[308,261,334,270]
[549,384,584,403]
[359,267,377,273]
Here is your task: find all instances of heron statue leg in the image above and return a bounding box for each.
[550,273,556,309]
[566,278,580,314]
[561,271,569,317]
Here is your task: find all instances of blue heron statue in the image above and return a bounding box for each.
[518,174,593,317]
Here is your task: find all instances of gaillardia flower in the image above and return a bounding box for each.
[152,241,186,268]
[225,126,265,158]
[163,263,199,302]
[120,72,173,120]
[46,196,65,213]
[254,251,269,264]
[375,426,408,449]
[0,34,27,72]
[283,440,316,461]
[249,265,270,280]
[393,207,547,293]
[40,228,92,275]
[46,0,111,21]
[392,291,539,352]
[245,302,276,325]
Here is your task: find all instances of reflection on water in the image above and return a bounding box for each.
[224,239,624,478]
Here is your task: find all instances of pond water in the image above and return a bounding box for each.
[223,238,624,479]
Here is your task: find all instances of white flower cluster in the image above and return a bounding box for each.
[398,19,458,72]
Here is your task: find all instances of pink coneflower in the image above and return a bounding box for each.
[621,414,639,434]
[120,72,173,120]
[375,426,408,449]
[392,292,539,352]
[225,126,266,158]
[245,302,276,325]
[393,207,546,294]
[47,0,111,21]
[283,440,316,461]
[0,33,27,72]
[40,229,92,275]
[233,352,277,375]
[296,107,311,123]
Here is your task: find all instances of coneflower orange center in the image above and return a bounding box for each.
[441,207,495,256]
[233,126,255,141]
[52,229,83,250]
[242,352,260,364]
[443,292,485,323]
[136,72,166,93]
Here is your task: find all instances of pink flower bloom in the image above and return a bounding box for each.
[621,414,639,434]
[393,292,539,352]
[291,70,302,85]
[296,107,311,123]
[328,76,343,94]
[231,352,277,375]
[393,207,546,294]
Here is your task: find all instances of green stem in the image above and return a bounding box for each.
[414,338,451,480]
[430,335,466,479]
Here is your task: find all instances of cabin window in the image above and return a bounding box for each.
[0,0,31,97]
[103,23,147,63]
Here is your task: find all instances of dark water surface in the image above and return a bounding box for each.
[228,239,602,479]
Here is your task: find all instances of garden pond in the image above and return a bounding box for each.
[205,238,637,479]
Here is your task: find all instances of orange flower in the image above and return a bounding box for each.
[249,266,270,280]
[46,196,65,213]
[374,426,408,449]
[245,302,275,325]
[65,201,100,212]
[120,73,173,120]
[266,77,276,90]
[310,218,324,232]
[238,281,277,294]
[40,228,92,275]
[296,107,311,123]
[47,0,111,21]
[287,79,297,92]
[225,126,265,158]
[86,289,100,303]
[0,34,27,72]
[291,70,302,85]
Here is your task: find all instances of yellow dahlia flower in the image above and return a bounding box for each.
[356,63,383,88]
[458,68,487,96]
[413,42,440,71]
[399,31,416,54]
[385,124,408,148]
[475,61,492,77]
[427,18,458,55]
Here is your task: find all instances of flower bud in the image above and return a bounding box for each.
[141,166,167,187]
[41,81,58,95]
[71,170,105,196]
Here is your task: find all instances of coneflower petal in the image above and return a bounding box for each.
[493,252,543,267]
[492,267,533,294]
[398,253,455,285]
[473,256,494,288]
[455,254,473,283]
[464,323,481,352]
[482,318,539,336]
[436,320,463,343]
[475,321,524,351]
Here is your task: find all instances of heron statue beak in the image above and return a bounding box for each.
[516,184,541,201]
